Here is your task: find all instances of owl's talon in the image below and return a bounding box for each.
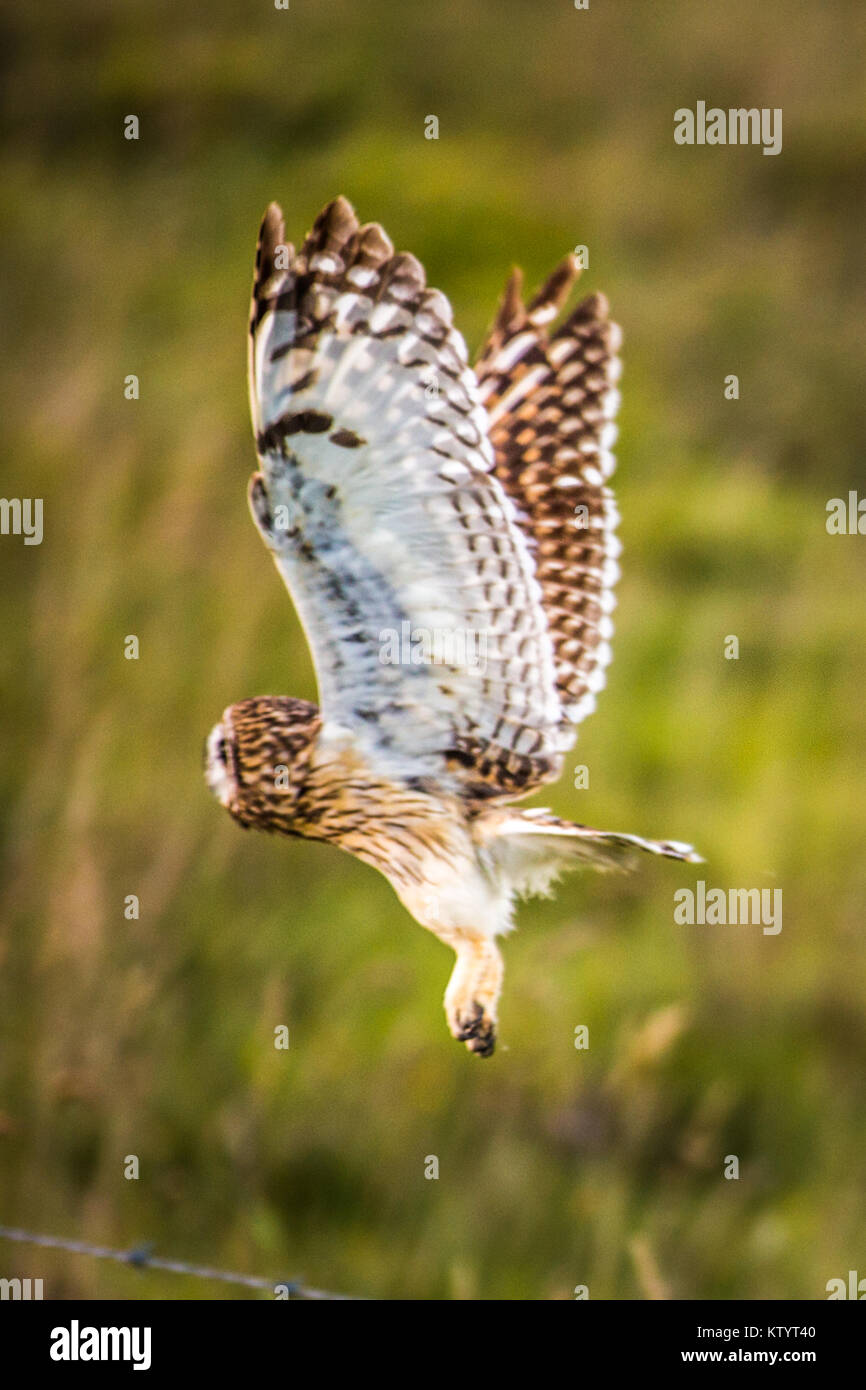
[451,1000,496,1055]
[453,1000,484,1039]
[458,1006,483,1039]
[466,1024,496,1057]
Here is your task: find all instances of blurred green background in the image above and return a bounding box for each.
[1,0,865,1300]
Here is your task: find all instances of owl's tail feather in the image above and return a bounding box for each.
[477,808,702,902]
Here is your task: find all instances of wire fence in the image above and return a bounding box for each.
[0,1225,361,1300]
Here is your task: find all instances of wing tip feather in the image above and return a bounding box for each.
[526,254,582,322]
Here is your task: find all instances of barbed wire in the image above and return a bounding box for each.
[0,1225,361,1300]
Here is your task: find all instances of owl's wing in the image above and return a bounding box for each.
[248,198,572,795]
[474,257,623,790]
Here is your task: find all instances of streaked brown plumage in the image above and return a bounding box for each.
[205,197,700,1057]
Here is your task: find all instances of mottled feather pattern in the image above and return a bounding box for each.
[475,260,622,750]
[205,197,700,1058]
[247,198,568,795]
[218,696,321,831]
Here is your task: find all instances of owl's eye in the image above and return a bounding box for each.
[217,738,228,764]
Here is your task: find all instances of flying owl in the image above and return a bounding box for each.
[205,196,699,1057]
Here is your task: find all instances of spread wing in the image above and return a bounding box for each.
[474,258,622,774]
[247,197,573,796]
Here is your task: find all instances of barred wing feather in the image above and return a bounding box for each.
[247,198,570,795]
[475,257,623,770]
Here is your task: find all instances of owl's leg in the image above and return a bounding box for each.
[443,933,503,1058]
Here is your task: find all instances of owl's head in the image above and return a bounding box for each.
[205,696,320,833]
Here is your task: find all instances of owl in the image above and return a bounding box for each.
[205,197,699,1057]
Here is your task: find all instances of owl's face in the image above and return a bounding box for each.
[204,696,321,833]
[204,719,243,815]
